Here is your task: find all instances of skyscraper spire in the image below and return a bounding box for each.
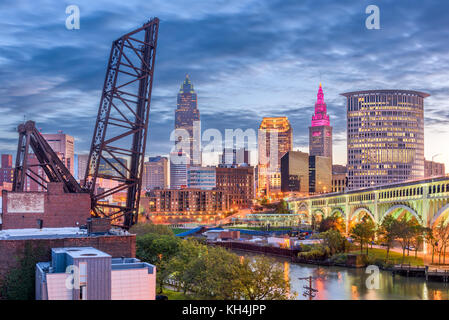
[311,83,330,127]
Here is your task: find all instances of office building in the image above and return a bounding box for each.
[175,75,201,165]
[309,155,332,194]
[170,151,189,189]
[0,154,13,183]
[220,148,250,166]
[342,90,428,189]
[43,131,75,176]
[36,247,156,300]
[309,83,332,162]
[216,166,255,208]
[281,151,309,194]
[425,159,445,177]
[187,166,216,190]
[143,156,168,190]
[77,154,89,181]
[258,117,292,196]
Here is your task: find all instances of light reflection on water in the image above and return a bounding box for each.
[239,251,449,300]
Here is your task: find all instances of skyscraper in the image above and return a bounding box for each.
[170,151,189,189]
[143,156,168,191]
[342,90,428,189]
[309,83,332,162]
[175,74,201,165]
[258,117,292,196]
[43,131,75,176]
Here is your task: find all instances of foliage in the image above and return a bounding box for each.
[136,232,181,293]
[130,223,175,236]
[298,244,330,260]
[377,215,396,261]
[238,256,295,300]
[276,200,290,214]
[350,219,376,255]
[0,243,47,300]
[320,229,348,255]
[318,216,344,233]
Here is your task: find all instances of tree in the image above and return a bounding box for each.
[319,216,344,233]
[169,239,208,294]
[425,229,437,264]
[434,221,449,265]
[350,219,376,255]
[0,243,47,300]
[129,223,175,236]
[238,256,295,300]
[377,215,396,262]
[393,218,416,264]
[136,233,181,293]
[276,200,290,214]
[320,229,347,255]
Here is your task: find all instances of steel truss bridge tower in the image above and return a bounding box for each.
[12,18,160,229]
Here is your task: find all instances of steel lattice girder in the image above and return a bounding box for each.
[12,120,83,193]
[84,18,159,228]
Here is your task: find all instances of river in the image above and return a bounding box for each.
[238,252,449,300]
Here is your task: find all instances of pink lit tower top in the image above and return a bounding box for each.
[309,83,333,163]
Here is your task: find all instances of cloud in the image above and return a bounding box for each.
[1,0,449,168]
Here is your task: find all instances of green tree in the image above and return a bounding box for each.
[130,223,175,236]
[319,216,344,233]
[377,215,397,262]
[393,218,416,264]
[0,243,47,300]
[320,229,347,255]
[136,233,180,293]
[238,256,295,300]
[350,220,376,255]
[276,200,290,214]
[169,239,208,294]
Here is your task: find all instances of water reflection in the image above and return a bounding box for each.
[239,252,449,300]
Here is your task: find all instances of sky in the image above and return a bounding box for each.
[1,0,449,168]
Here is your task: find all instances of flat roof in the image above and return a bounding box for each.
[0,227,88,240]
[340,89,430,98]
[52,247,111,259]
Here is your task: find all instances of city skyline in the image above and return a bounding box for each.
[1,1,449,169]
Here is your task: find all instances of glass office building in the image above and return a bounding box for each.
[341,90,429,190]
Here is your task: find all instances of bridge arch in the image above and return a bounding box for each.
[330,207,345,219]
[350,207,375,223]
[380,204,422,226]
[431,203,449,227]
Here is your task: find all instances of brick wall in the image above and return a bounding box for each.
[1,183,91,229]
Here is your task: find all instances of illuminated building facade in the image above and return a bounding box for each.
[309,83,332,162]
[309,155,332,194]
[175,74,201,165]
[187,166,216,190]
[143,156,168,191]
[216,166,255,208]
[342,90,429,190]
[258,117,292,196]
[425,159,445,178]
[170,151,189,189]
[0,154,13,183]
[42,132,75,176]
[280,151,309,194]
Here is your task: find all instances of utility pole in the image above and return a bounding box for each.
[298,276,318,300]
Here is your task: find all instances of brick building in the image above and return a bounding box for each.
[0,154,13,184]
[1,182,90,230]
[215,166,254,208]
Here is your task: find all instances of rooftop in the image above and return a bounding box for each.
[0,227,129,240]
[340,89,430,98]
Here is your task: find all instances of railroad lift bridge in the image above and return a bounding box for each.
[11,18,160,229]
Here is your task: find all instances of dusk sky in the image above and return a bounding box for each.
[1,0,449,167]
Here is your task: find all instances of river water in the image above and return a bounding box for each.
[239,252,449,300]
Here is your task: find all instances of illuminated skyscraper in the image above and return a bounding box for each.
[258,117,292,196]
[309,83,332,162]
[175,75,201,165]
[342,90,429,190]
